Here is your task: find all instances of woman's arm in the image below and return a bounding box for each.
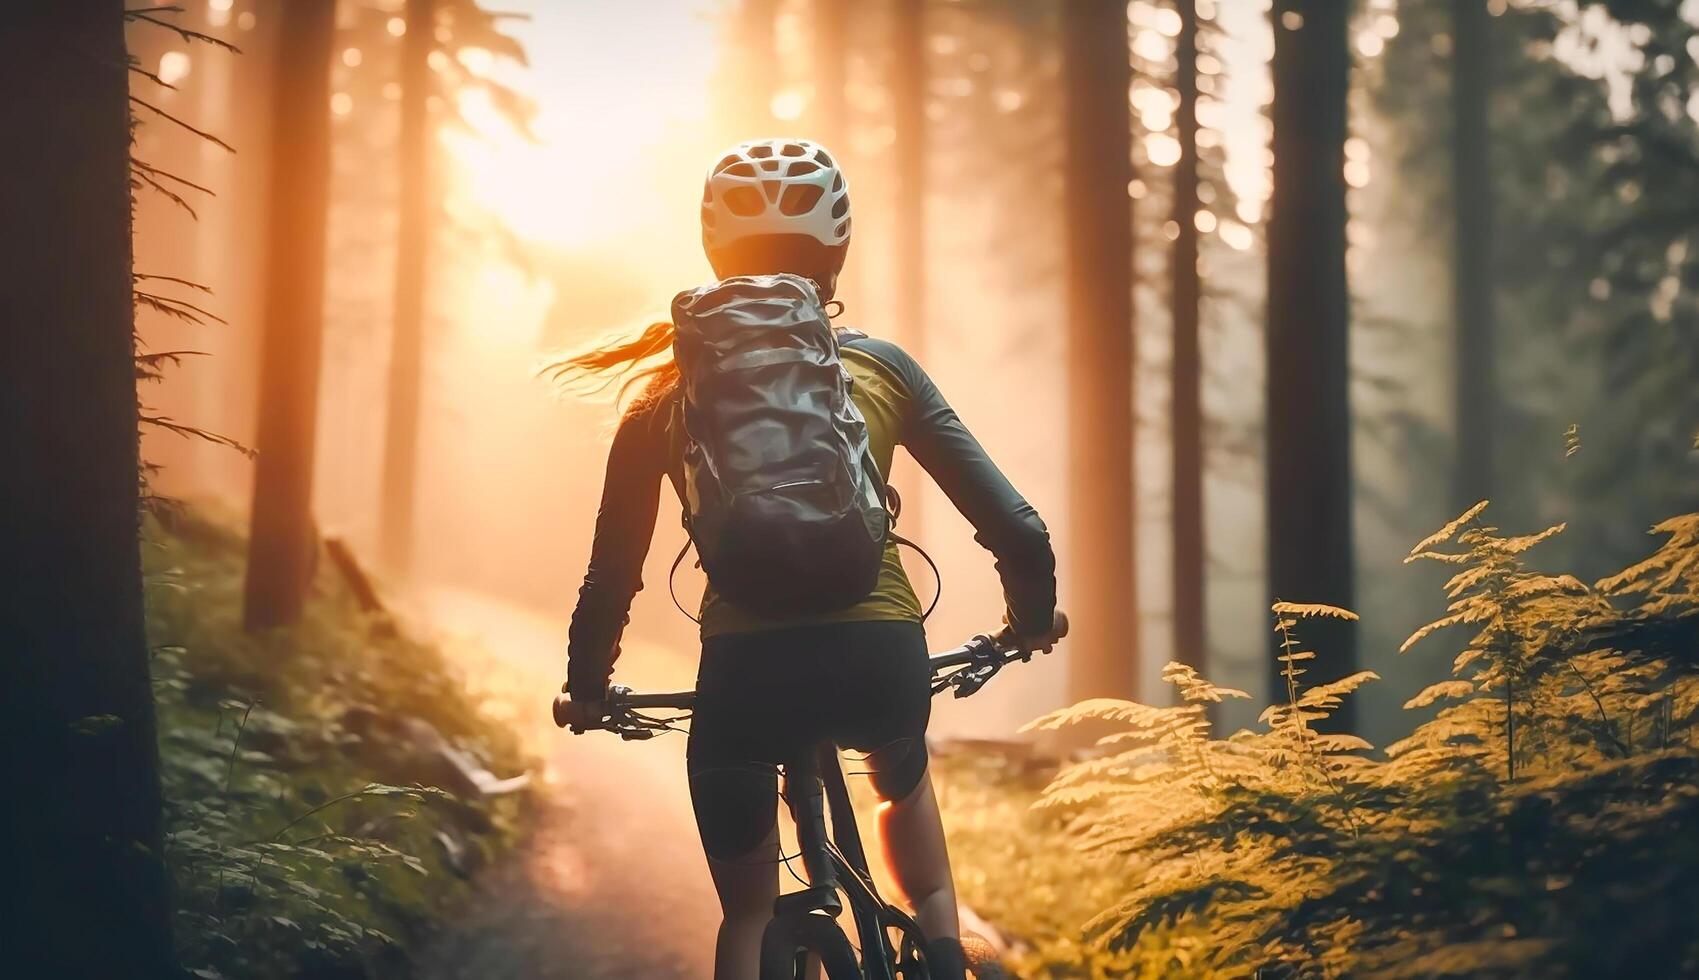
[564,404,667,698]
[848,338,1058,637]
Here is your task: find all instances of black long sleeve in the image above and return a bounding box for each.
[847,337,1059,636]
[564,405,667,697]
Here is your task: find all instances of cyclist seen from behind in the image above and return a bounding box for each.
[552,139,1061,980]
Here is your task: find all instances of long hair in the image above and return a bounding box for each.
[546,236,849,417]
[544,319,680,418]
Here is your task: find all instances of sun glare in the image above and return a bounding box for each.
[443,1,719,265]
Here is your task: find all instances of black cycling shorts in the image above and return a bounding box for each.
[687,619,932,862]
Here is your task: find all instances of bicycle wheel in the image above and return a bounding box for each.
[960,933,1010,980]
[759,912,861,980]
[895,929,1008,980]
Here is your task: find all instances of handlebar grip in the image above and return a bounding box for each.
[1052,608,1070,639]
[552,694,571,729]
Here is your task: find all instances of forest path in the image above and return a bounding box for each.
[406,587,717,979]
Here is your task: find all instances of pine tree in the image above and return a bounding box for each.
[1063,0,1138,700]
[1170,0,1207,679]
[244,0,336,630]
[740,0,780,129]
[0,3,175,972]
[891,0,930,533]
[378,0,437,573]
[813,0,849,149]
[1451,0,1495,510]
[1266,0,1355,730]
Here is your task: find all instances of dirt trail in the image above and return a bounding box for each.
[408,588,718,979]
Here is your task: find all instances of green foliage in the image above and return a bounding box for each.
[146,511,531,979]
[1376,1,1699,571]
[944,504,1699,977]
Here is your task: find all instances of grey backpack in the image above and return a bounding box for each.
[669,274,890,617]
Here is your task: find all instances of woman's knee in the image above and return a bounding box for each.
[864,737,931,804]
[705,821,780,920]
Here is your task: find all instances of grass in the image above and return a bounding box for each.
[146,509,533,979]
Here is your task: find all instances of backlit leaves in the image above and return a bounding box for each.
[1024,505,1699,976]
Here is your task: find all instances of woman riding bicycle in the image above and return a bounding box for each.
[553,139,1060,980]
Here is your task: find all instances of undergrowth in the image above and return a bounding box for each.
[146,509,532,979]
[941,504,1699,978]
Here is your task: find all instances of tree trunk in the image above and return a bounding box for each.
[1062,0,1138,701]
[1171,0,1206,677]
[1451,0,1494,510]
[0,3,175,972]
[891,0,928,533]
[379,0,437,573]
[813,0,849,149]
[813,0,861,316]
[740,0,779,129]
[1266,0,1355,729]
[244,0,336,630]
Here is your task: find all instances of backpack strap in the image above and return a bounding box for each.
[667,522,703,626]
[890,531,942,621]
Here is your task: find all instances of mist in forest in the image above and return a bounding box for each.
[16,0,1699,975]
[131,0,1696,748]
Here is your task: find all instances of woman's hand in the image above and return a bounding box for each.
[553,684,608,733]
[1001,608,1070,656]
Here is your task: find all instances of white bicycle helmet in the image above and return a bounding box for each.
[700,139,851,253]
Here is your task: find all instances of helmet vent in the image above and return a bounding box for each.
[722,186,765,217]
[780,183,824,216]
[701,139,851,249]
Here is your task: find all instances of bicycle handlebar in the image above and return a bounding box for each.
[555,610,1068,735]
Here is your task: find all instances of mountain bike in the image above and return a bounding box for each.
[554,614,1066,980]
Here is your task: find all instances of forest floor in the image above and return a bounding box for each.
[402,587,718,979]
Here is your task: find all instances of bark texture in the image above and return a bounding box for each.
[1452,0,1496,510]
[245,0,336,629]
[1062,0,1139,701]
[1171,0,1207,677]
[379,0,438,572]
[1266,0,1356,729]
[0,3,176,972]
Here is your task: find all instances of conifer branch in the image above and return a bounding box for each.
[131,157,215,197]
[140,415,255,458]
[135,273,213,293]
[130,96,236,154]
[135,291,228,326]
[125,8,242,54]
[127,60,178,91]
[131,168,197,218]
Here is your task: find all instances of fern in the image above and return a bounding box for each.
[996,504,1699,977]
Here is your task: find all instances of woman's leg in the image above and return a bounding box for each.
[874,765,959,944]
[839,623,966,978]
[704,820,779,980]
[691,635,795,979]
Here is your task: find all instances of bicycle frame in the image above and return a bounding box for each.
[562,619,1065,979]
[812,740,931,978]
